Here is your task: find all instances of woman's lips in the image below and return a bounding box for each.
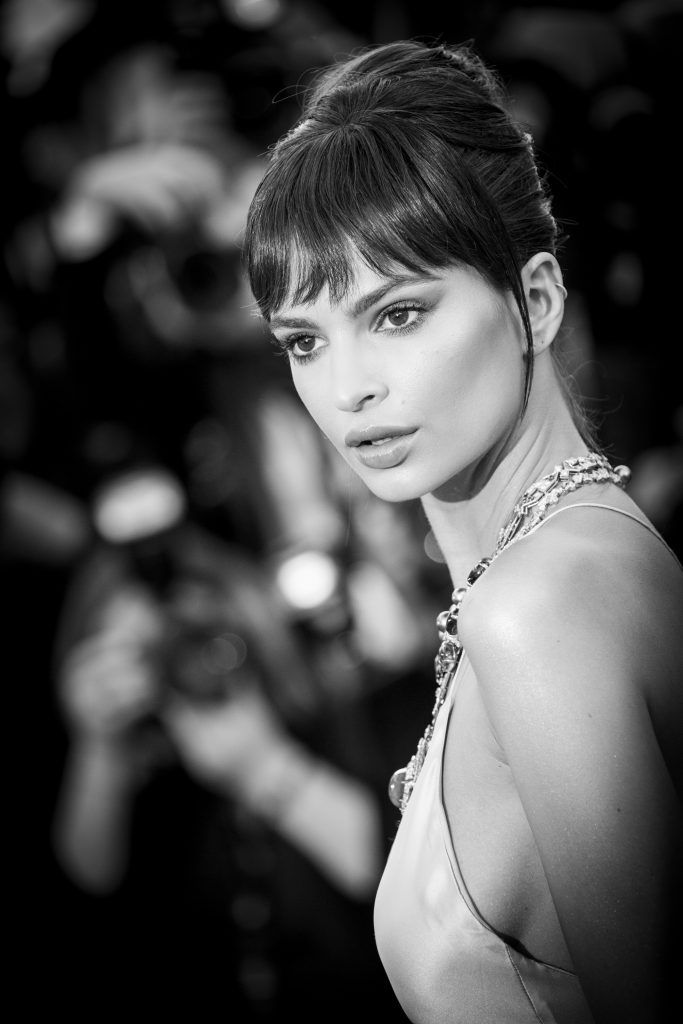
[345,427,417,469]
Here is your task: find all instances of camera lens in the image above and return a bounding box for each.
[163,624,249,702]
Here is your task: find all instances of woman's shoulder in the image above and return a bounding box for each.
[468,496,681,616]
[459,497,683,705]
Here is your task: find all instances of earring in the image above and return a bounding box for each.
[556,282,568,299]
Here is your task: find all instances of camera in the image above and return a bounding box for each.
[92,464,255,704]
[156,611,251,704]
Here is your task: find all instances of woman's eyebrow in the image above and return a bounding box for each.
[268,313,318,331]
[270,272,440,329]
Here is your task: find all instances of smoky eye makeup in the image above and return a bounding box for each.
[269,330,324,365]
[267,275,443,363]
[373,298,432,334]
[268,332,290,355]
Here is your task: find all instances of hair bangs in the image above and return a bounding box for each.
[246,120,469,320]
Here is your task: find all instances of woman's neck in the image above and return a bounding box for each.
[421,405,589,589]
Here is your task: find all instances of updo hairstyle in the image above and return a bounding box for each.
[245,39,562,412]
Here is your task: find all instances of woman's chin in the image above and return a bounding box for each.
[354,468,431,504]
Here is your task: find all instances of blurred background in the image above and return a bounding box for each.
[2,0,681,1020]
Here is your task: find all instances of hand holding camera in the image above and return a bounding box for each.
[57,584,164,743]
[162,683,295,801]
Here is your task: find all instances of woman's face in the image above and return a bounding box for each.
[268,256,526,503]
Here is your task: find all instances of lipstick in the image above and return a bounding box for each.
[345,426,417,469]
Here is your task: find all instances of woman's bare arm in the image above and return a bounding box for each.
[461,520,683,1024]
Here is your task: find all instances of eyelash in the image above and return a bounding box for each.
[272,300,430,366]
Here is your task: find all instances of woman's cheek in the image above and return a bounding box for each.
[294,382,341,450]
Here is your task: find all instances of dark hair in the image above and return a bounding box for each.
[244,39,561,413]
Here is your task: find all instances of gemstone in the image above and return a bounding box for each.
[444,611,459,635]
[467,558,491,585]
[445,638,462,657]
[436,609,450,633]
[388,767,406,808]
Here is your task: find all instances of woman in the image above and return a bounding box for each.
[243,39,683,1024]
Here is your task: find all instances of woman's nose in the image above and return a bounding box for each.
[330,343,388,412]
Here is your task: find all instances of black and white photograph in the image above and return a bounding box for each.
[2,2,681,1022]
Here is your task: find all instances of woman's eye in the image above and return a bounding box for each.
[290,335,318,356]
[377,304,424,332]
[276,333,323,362]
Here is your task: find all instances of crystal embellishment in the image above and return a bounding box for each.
[388,453,630,814]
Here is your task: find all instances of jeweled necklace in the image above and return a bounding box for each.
[388,452,631,814]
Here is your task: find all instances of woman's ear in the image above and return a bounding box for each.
[520,252,566,354]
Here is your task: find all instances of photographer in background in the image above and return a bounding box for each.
[50,468,407,1021]
[2,6,433,1018]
